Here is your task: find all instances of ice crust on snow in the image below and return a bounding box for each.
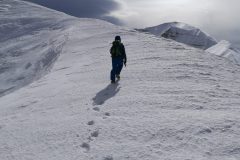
[140,22,217,49]
[1,1,240,160]
[206,40,240,65]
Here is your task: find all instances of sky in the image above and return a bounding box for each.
[23,0,123,25]
[115,0,240,48]
[24,0,240,48]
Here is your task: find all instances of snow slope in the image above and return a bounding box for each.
[1,1,240,160]
[206,40,240,65]
[0,0,70,97]
[140,22,217,49]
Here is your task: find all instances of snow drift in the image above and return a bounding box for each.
[1,1,240,160]
[206,40,240,65]
[140,22,217,49]
[0,0,70,97]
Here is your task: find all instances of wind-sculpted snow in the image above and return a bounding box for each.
[140,22,217,49]
[206,40,240,65]
[1,1,240,160]
[0,0,71,97]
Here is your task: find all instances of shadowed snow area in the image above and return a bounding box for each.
[1,1,240,160]
[92,83,120,105]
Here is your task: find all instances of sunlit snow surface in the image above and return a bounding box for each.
[1,1,240,160]
[141,22,217,50]
[0,0,69,97]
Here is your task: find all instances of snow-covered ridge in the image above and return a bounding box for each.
[0,0,71,97]
[1,1,240,160]
[138,22,217,50]
[206,40,240,65]
[139,22,240,65]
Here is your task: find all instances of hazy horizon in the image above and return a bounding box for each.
[23,0,240,49]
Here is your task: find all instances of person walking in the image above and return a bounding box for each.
[110,36,127,83]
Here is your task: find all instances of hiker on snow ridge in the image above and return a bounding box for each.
[110,36,127,83]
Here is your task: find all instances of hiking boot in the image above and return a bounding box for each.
[111,80,115,84]
[116,74,120,80]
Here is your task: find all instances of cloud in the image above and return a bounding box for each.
[22,0,240,48]
[117,0,240,47]
[23,0,122,25]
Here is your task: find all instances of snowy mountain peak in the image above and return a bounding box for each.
[139,22,217,49]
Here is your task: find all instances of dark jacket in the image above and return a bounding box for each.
[110,40,127,63]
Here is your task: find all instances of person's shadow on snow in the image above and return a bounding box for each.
[92,83,120,105]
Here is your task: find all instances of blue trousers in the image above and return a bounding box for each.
[111,58,123,81]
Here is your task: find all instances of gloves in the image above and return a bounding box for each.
[123,59,127,67]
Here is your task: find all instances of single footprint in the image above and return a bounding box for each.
[87,136,93,141]
[105,112,110,116]
[93,107,100,111]
[18,105,28,108]
[103,112,111,119]
[104,156,113,160]
[81,142,90,151]
[91,131,99,138]
[87,120,95,125]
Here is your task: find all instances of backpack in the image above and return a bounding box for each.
[110,41,122,57]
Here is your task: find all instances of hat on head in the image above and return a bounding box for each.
[115,36,121,41]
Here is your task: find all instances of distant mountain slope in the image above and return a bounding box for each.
[139,22,240,65]
[1,1,240,160]
[139,22,217,49]
[206,40,240,65]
